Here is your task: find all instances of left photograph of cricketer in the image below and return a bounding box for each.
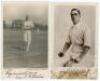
[3,2,48,68]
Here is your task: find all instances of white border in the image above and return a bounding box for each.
[0,0,100,81]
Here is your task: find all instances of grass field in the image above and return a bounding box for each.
[3,28,48,68]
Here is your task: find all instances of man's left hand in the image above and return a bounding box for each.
[73,57,81,63]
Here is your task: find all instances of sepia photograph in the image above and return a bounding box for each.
[3,2,48,68]
[2,1,98,79]
[53,4,97,68]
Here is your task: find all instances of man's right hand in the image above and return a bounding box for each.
[58,52,64,57]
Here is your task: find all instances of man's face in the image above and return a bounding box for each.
[71,10,80,24]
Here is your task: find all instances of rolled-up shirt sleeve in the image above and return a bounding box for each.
[30,22,34,28]
[84,26,91,48]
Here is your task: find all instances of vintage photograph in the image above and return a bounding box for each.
[3,2,48,68]
[53,4,97,68]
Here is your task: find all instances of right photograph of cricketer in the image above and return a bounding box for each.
[58,8,91,67]
[54,5,96,67]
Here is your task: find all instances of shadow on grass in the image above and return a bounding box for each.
[12,46,25,51]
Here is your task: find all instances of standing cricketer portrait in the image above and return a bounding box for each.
[53,5,97,68]
[3,2,48,68]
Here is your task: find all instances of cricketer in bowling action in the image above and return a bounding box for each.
[23,15,34,52]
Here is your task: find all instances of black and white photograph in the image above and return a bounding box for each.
[3,2,48,68]
[53,4,97,68]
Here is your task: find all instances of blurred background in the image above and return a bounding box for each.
[3,2,48,30]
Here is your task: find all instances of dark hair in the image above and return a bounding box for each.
[70,8,81,16]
